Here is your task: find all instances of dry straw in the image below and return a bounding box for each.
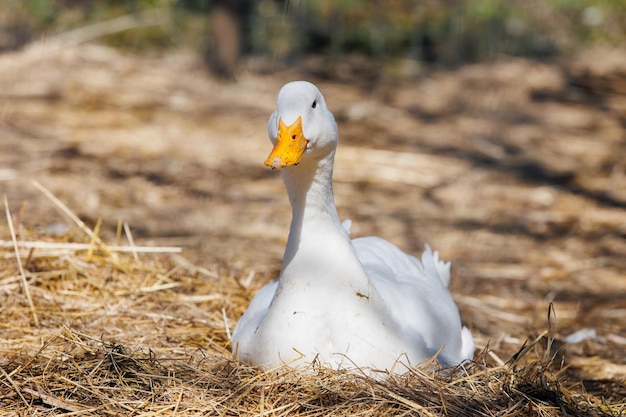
[0,184,622,416]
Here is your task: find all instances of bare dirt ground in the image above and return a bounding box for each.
[1,42,626,414]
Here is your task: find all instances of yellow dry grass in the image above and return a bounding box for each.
[0,181,622,416]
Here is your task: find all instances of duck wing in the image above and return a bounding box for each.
[351,236,473,366]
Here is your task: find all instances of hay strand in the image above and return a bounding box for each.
[4,195,39,327]
[123,221,140,262]
[32,180,119,262]
[0,240,182,254]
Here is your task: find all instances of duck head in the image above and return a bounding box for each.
[265,81,338,169]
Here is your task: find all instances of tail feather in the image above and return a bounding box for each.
[421,244,451,287]
[460,326,475,361]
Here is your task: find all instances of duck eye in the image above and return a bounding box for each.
[311,100,317,109]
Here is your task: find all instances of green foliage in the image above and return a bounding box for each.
[25,0,57,25]
[1,0,625,62]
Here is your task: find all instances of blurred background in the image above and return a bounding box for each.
[1,0,625,260]
[1,0,625,77]
[1,0,625,267]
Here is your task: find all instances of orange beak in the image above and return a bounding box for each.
[264,116,308,169]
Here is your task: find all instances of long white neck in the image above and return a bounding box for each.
[279,151,347,275]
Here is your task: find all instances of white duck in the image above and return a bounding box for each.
[231,81,473,375]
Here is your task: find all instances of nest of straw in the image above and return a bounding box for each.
[0,185,622,416]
